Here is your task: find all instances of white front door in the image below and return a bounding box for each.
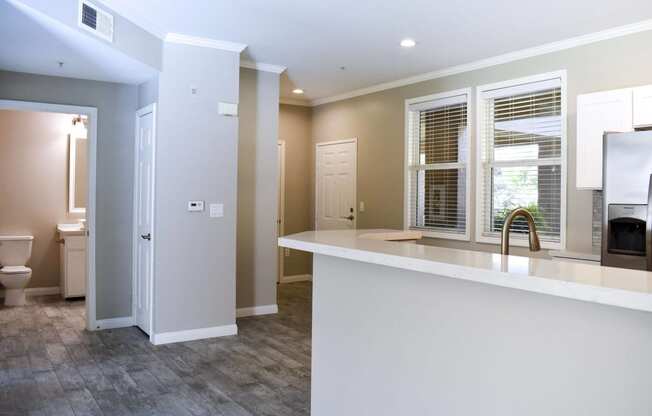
[134,105,156,335]
[316,140,357,230]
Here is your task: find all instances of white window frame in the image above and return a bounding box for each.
[474,71,567,250]
[404,88,472,241]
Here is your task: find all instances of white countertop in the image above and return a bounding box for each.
[279,229,652,313]
[57,224,86,236]
[548,249,601,262]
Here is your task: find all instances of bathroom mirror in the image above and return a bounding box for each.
[69,135,88,213]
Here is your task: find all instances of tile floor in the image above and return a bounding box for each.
[0,282,312,416]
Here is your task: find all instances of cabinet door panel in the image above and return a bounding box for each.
[633,86,652,128]
[576,89,633,189]
[66,249,86,297]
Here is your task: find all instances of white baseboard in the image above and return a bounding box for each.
[0,286,60,298]
[236,304,278,318]
[280,274,312,283]
[93,316,134,330]
[151,324,238,345]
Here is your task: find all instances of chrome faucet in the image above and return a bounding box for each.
[500,208,541,255]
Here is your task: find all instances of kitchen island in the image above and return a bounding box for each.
[279,229,652,416]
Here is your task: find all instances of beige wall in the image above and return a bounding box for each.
[236,68,281,309]
[311,30,652,257]
[0,110,84,288]
[279,104,313,276]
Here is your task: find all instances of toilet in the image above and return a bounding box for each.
[0,235,33,306]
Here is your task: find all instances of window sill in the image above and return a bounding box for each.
[408,228,470,242]
[475,234,562,250]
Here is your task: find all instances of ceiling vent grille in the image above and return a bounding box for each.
[78,0,114,42]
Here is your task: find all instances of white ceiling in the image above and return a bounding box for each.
[0,0,156,85]
[96,0,652,103]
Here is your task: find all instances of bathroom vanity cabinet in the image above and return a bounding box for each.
[58,225,87,298]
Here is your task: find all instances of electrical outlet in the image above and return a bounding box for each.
[284,248,291,257]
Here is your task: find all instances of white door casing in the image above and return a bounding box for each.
[133,104,156,336]
[278,141,286,282]
[316,139,357,230]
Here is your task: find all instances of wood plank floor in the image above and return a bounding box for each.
[0,282,312,416]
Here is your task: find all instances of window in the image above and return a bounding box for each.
[476,72,566,248]
[405,89,471,240]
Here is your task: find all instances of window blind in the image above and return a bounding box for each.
[406,93,469,238]
[478,78,563,246]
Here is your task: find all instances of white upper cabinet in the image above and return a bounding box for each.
[633,86,652,128]
[576,89,633,189]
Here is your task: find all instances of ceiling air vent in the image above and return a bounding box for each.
[78,0,114,42]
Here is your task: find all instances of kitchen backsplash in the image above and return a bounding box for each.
[592,190,602,250]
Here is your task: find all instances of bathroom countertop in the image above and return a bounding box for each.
[279,229,652,314]
[57,224,86,236]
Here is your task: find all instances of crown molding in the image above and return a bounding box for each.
[241,60,286,74]
[164,33,247,53]
[311,18,652,106]
[280,97,312,107]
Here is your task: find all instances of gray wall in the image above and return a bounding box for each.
[0,110,85,288]
[312,254,652,415]
[138,76,159,108]
[279,104,313,276]
[237,68,280,309]
[154,43,240,333]
[0,70,138,319]
[311,30,652,256]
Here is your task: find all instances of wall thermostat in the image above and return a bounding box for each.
[187,201,205,212]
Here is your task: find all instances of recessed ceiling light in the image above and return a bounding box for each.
[400,38,416,48]
[293,88,304,94]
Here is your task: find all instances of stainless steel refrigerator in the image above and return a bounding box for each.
[602,130,652,270]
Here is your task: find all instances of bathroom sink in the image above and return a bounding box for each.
[57,223,85,235]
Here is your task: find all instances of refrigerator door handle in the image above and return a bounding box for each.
[647,174,652,270]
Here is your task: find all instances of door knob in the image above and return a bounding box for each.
[141,233,151,241]
[346,215,355,221]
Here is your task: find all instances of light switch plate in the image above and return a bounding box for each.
[210,203,224,218]
[188,201,204,212]
[359,201,365,212]
[218,102,238,116]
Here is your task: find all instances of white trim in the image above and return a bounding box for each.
[278,140,286,283]
[133,103,157,341]
[241,60,286,74]
[236,304,279,318]
[68,132,86,214]
[315,138,358,230]
[280,98,312,107]
[474,71,567,251]
[94,316,134,330]
[0,286,60,298]
[151,324,238,345]
[280,274,313,284]
[164,33,247,53]
[403,88,472,242]
[0,100,98,332]
[311,19,652,106]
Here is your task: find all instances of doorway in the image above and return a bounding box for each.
[315,139,357,230]
[0,99,98,330]
[133,104,156,337]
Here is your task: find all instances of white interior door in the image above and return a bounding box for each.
[316,140,357,230]
[134,105,156,335]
